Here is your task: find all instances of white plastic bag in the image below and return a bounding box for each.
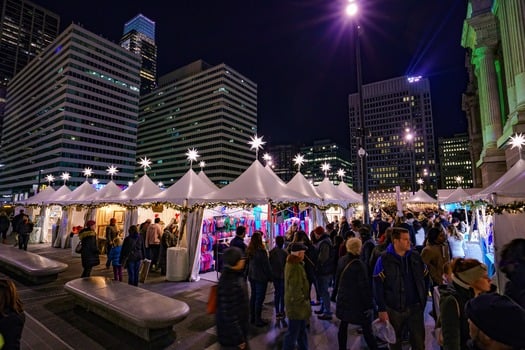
[372,318,397,344]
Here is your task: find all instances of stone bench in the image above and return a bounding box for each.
[64,277,190,345]
[0,244,68,284]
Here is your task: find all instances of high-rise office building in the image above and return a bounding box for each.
[0,24,141,199]
[0,0,60,140]
[299,139,353,186]
[348,76,437,194]
[137,59,257,186]
[438,133,474,189]
[266,144,301,183]
[120,14,157,95]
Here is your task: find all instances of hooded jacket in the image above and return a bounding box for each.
[284,254,311,320]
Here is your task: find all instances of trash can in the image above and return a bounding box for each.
[166,247,188,281]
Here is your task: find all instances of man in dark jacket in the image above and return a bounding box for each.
[373,227,428,350]
[230,226,247,254]
[498,238,525,308]
[338,216,351,239]
[0,211,11,244]
[313,226,335,321]
[269,235,288,320]
[217,247,249,349]
[17,215,34,251]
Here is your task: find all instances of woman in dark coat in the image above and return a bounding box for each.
[333,238,378,350]
[0,279,25,350]
[79,220,100,278]
[120,225,146,286]
[246,231,273,327]
[158,224,178,276]
[216,247,250,349]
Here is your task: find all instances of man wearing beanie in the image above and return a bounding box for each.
[466,293,525,349]
[216,247,249,349]
[283,243,311,350]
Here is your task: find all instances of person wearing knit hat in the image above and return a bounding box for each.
[466,293,525,349]
[78,219,99,278]
[438,258,493,350]
[216,247,249,349]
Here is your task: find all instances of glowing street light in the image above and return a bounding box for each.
[346,0,358,17]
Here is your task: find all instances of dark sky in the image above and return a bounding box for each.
[37,0,469,148]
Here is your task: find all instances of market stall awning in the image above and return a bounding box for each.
[441,186,471,204]
[473,159,525,204]
[42,185,72,205]
[87,181,123,204]
[287,172,320,200]
[18,186,55,206]
[198,171,218,191]
[104,174,162,205]
[337,182,362,204]
[60,181,97,205]
[315,178,351,207]
[404,189,437,204]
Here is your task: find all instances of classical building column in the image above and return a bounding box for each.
[498,1,516,112]
[506,0,525,110]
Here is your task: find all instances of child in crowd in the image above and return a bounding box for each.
[108,237,123,281]
[269,235,288,320]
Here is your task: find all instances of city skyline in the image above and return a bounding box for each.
[36,0,469,148]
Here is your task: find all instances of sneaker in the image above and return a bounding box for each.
[314,309,324,315]
[317,314,332,321]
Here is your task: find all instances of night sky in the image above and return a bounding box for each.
[36,0,469,148]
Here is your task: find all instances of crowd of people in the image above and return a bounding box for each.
[215,211,525,350]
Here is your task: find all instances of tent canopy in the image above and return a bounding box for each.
[473,159,525,204]
[198,171,219,191]
[43,185,72,205]
[337,182,362,204]
[404,189,437,204]
[442,186,471,204]
[287,172,321,201]
[87,181,122,204]
[60,181,97,205]
[315,178,350,207]
[19,186,55,206]
[104,175,161,205]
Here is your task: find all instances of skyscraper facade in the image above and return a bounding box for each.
[462,0,525,187]
[438,133,474,189]
[266,144,301,183]
[299,139,353,186]
[137,60,257,187]
[120,14,157,95]
[0,24,141,199]
[0,0,60,140]
[348,76,437,194]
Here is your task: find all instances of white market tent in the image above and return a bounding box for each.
[59,181,97,205]
[404,189,437,204]
[42,185,71,205]
[473,159,525,204]
[287,172,321,201]
[337,182,363,204]
[86,181,123,204]
[103,174,162,205]
[441,187,472,204]
[198,170,219,191]
[316,177,350,208]
[19,186,55,206]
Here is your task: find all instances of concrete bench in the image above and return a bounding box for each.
[64,277,190,344]
[0,244,68,284]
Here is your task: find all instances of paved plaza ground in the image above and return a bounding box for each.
[0,234,463,350]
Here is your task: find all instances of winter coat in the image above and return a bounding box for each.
[79,229,100,269]
[158,230,177,270]
[315,234,335,275]
[421,242,451,285]
[269,246,288,280]
[17,222,33,236]
[284,254,311,320]
[334,253,373,324]
[230,236,247,254]
[360,239,376,276]
[373,244,428,312]
[438,280,475,350]
[248,248,272,283]
[216,267,249,347]
[504,263,525,308]
[108,245,122,267]
[0,309,25,350]
[120,234,145,266]
[0,214,10,231]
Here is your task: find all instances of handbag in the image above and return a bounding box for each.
[75,240,82,253]
[206,285,218,314]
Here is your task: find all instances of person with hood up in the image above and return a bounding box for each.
[79,220,100,277]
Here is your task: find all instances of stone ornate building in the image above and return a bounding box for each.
[462,0,525,187]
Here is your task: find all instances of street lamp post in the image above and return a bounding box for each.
[347,0,369,224]
[404,127,416,194]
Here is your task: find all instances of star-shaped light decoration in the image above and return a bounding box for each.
[106,165,119,180]
[158,182,164,188]
[262,153,272,166]
[321,162,331,178]
[509,133,525,159]
[83,167,93,180]
[248,134,265,160]
[139,157,152,174]
[185,148,200,168]
[199,161,206,171]
[417,178,424,189]
[337,169,346,181]
[45,174,55,186]
[92,179,99,185]
[455,176,464,185]
[293,153,305,172]
[60,172,70,185]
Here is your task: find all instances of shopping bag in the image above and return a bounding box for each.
[139,259,151,283]
[372,318,396,344]
[206,285,218,314]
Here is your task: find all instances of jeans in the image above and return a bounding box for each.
[316,274,332,315]
[127,260,141,286]
[149,244,160,267]
[386,304,425,350]
[274,278,285,315]
[18,234,29,251]
[113,266,123,281]
[338,318,378,350]
[283,319,308,350]
[249,279,268,322]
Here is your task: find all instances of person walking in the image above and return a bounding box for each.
[269,235,288,320]
[105,218,119,268]
[246,231,272,327]
[145,218,162,271]
[17,216,33,251]
[312,226,335,321]
[216,247,250,350]
[333,238,378,350]
[373,227,429,350]
[282,243,311,350]
[0,279,25,350]
[79,220,100,278]
[120,225,146,286]
[421,226,451,287]
[11,209,25,247]
[107,237,123,282]
[439,258,492,350]
[0,211,10,244]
